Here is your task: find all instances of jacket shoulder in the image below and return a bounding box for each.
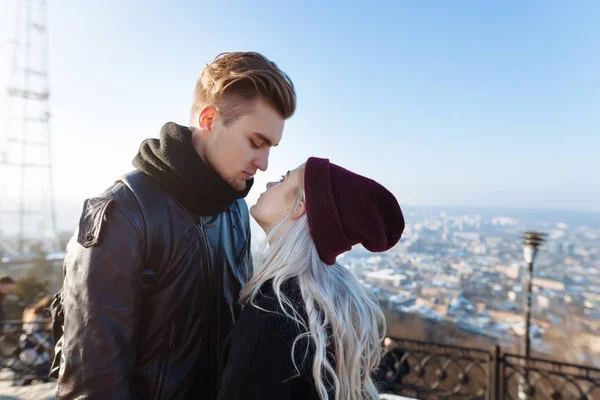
[74,181,144,249]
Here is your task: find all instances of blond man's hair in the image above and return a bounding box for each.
[190,52,296,126]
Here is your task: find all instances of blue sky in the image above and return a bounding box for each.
[0,0,599,231]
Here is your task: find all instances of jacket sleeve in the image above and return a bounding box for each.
[56,197,144,400]
[217,311,305,400]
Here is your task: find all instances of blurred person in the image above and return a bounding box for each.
[53,51,296,400]
[0,276,16,331]
[0,276,16,368]
[217,157,405,399]
[17,295,53,382]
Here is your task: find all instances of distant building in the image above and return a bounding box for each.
[364,269,407,288]
[533,277,565,292]
[547,241,563,256]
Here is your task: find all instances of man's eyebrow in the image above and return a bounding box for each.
[252,132,278,147]
[286,170,290,178]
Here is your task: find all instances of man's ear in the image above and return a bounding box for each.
[198,105,217,133]
[291,201,306,220]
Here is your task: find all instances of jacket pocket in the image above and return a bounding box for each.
[153,318,178,400]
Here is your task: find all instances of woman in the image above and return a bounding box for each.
[218,157,404,400]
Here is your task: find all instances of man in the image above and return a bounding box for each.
[54,52,296,399]
[0,275,16,330]
[0,276,16,368]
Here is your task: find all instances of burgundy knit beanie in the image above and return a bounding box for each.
[304,157,405,265]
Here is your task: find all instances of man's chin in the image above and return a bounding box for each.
[229,179,247,192]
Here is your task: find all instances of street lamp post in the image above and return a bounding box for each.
[519,231,546,400]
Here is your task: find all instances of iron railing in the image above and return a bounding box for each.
[381,336,600,400]
[1,323,599,399]
[500,353,600,400]
[0,319,53,384]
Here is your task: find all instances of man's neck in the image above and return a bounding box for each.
[132,122,252,216]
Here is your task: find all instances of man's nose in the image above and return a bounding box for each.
[266,181,276,189]
[254,150,269,172]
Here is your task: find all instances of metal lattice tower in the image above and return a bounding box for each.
[0,0,58,255]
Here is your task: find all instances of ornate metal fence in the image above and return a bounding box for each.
[0,319,53,384]
[500,353,600,400]
[2,325,599,398]
[381,337,600,400]
[380,337,491,399]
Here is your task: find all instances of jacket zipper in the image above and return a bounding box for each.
[154,319,178,400]
[195,218,219,390]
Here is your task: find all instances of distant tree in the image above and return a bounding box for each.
[3,274,49,321]
[14,274,49,305]
[25,239,47,255]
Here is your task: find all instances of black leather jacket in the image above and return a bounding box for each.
[55,171,252,400]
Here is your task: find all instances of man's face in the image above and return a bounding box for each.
[0,283,15,295]
[196,97,285,191]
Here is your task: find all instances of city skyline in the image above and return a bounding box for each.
[1,198,599,241]
[342,205,600,367]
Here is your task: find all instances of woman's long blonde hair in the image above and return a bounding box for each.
[240,170,386,400]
